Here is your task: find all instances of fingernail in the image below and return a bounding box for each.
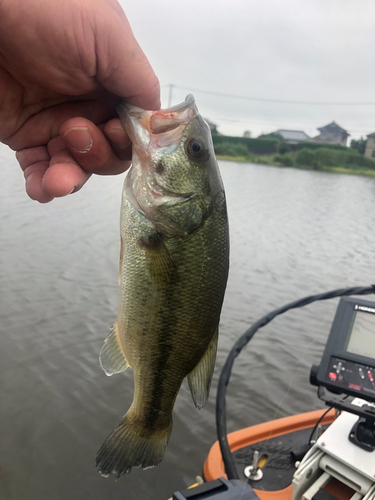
[63,127,93,153]
[107,128,131,149]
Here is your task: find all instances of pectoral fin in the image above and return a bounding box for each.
[138,233,177,286]
[187,327,219,409]
[99,322,130,376]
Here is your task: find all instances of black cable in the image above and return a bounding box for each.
[308,407,335,445]
[216,285,375,480]
[290,407,337,462]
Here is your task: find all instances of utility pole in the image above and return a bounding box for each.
[168,84,174,107]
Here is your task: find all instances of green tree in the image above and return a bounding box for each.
[258,132,284,141]
[350,137,366,155]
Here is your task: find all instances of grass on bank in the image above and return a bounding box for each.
[214,142,375,177]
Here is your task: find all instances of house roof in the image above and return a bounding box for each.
[367,132,375,138]
[317,121,348,135]
[275,129,310,141]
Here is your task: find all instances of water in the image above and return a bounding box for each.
[1,147,375,499]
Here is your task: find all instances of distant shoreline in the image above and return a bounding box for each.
[216,155,375,178]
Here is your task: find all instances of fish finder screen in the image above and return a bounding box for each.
[346,311,375,359]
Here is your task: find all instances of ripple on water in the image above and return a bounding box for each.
[1,156,375,499]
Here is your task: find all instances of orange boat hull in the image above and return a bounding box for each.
[203,409,336,500]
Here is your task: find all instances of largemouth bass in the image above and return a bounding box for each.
[96,95,229,479]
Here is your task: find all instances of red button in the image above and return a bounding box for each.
[349,383,361,390]
[329,372,337,380]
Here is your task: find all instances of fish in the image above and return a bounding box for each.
[96,95,229,479]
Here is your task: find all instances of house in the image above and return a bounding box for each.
[258,129,310,151]
[274,129,310,146]
[310,122,349,147]
[365,133,375,159]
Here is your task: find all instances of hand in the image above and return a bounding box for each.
[0,0,160,202]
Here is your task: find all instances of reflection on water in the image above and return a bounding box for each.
[1,148,375,499]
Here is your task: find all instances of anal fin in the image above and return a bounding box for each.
[100,322,130,376]
[187,327,219,409]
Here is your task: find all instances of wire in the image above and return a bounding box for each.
[170,84,375,107]
[308,407,335,445]
[162,84,373,137]
[216,285,375,480]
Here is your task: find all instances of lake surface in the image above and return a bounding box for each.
[1,148,375,499]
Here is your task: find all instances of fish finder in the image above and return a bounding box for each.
[310,296,375,451]
[313,297,375,401]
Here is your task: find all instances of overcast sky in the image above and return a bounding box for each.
[121,0,375,141]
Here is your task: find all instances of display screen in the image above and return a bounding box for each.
[346,310,375,359]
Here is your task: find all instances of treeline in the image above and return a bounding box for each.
[212,135,347,156]
[274,147,375,171]
[212,135,278,155]
[212,135,375,174]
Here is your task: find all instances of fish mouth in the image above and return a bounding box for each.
[118,94,196,126]
[117,95,197,147]
[157,94,195,115]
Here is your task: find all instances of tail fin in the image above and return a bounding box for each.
[96,409,172,479]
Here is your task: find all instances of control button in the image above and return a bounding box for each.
[329,372,337,381]
[359,368,365,380]
[333,361,345,374]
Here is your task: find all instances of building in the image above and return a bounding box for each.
[310,122,349,147]
[274,129,310,146]
[257,129,310,151]
[365,133,375,159]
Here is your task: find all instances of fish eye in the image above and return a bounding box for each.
[187,139,206,159]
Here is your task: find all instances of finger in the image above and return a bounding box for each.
[60,117,131,176]
[16,140,91,201]
[95,119,131,161]
[94,8,160,111]
[6,92,119,152]
[43,136,91,197]
[16,146,50,172]
[16,147,54,203]
[24,162,54,203]
[103,118,132,159]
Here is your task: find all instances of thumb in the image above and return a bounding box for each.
[93,3,160,111]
